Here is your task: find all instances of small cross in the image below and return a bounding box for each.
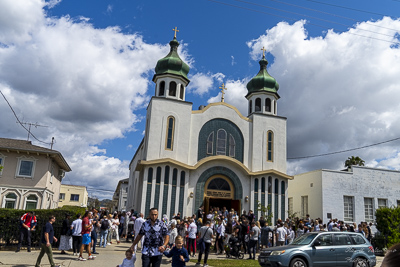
[172,27,179,38]
[261,46,267,58]
[219,83,227,102]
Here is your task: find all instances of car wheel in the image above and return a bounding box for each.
[290,258,308,267]
[353,257,368,267]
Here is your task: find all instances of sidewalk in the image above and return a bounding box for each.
[0,243,384,267]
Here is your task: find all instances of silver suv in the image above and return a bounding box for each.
[258,231,376,267]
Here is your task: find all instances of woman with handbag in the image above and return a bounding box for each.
[58,214,72,254]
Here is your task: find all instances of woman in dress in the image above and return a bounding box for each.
[59,214,72,254]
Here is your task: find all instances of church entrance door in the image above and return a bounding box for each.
[203,175,241,218]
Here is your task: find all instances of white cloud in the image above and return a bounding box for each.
[0,0,45,45]
[0,0,179,198]
[231,56,236,66]
[210,18,400,174]
[189,72,225,95]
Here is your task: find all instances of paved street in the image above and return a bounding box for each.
[0,242,384,267]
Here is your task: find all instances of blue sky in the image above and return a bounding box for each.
[1,0,400,199]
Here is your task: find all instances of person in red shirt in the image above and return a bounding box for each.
[16,211,37,252]
[78,211,95,261]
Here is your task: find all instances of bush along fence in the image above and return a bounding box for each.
[0,206,86,249]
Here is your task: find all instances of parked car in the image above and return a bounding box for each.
[258,231,376,267]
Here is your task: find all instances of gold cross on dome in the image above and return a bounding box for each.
[219,83,227,102]
[261,46,267,58]
[172,27,179,38]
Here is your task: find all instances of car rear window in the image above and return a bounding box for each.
[350,234,366,245]
[333,234,352,245]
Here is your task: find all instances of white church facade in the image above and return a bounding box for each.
[127,33,292,221]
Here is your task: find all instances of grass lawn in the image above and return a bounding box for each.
[190,259,260,267]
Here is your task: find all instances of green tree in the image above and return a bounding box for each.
[344,156,365,168]
[0,165,3,171]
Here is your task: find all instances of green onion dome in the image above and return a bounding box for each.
[246,56,279,97]
[153,37,190,83]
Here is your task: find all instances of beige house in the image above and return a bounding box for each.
[58,184,88,207]
[0,137,71,209]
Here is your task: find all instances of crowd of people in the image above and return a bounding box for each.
[16,207,380,267]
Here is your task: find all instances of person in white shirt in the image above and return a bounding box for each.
[117,249,136,267]
[216,218,225,254]
[168,223,178,247]
[276,224,287,246]
[187,218,197,257]
[287,226,295,244]
[71,214,82,256]
[133,213,145,251]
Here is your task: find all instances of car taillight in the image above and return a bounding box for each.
[368,246,374,253]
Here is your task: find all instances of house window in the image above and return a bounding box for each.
[301,196,308,218]
[267,131,274,162]
[59,193,65,200]
[288,197,293,215]
[169,81,177,96]
[0,155,4,175]
[5,193,17,209]
[70,194,79,201]
[265,98,271,112]
[228,134,235,157]
[378,198,387,208]
[364,198,374,222]
[165,116,175,150]
[17,157,36,177]
[207,132,214,154]
[255,98,261,112]
[159,81,165,96]
[216,129,227,155]
[25,195,38,210]
[344,196,354,222]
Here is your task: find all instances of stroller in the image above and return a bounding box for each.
[224,236,244,259]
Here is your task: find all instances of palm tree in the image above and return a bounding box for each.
[344,156,365,168]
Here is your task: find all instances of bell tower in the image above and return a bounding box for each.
[152,27,190,101]
[246,47,280,116]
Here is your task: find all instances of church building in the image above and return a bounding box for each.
[127,31,292,222]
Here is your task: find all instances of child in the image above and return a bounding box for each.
[117,249,136,267]
[163,236,189,267]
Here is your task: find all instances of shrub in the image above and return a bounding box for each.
[375,206,400,248]
[0,206,86,248]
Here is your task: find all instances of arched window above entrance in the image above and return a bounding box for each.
[207,177,231,191]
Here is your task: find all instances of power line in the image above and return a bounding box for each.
[0,89,52,146]
[268,0,399,33]
[207,0,399,45]
[234,0,396,39]
[287,136,400,160]
[305,0,391,17]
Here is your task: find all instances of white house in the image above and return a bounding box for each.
[288,165,400,224]
[113,178,129,211]
[127,34,292,219]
